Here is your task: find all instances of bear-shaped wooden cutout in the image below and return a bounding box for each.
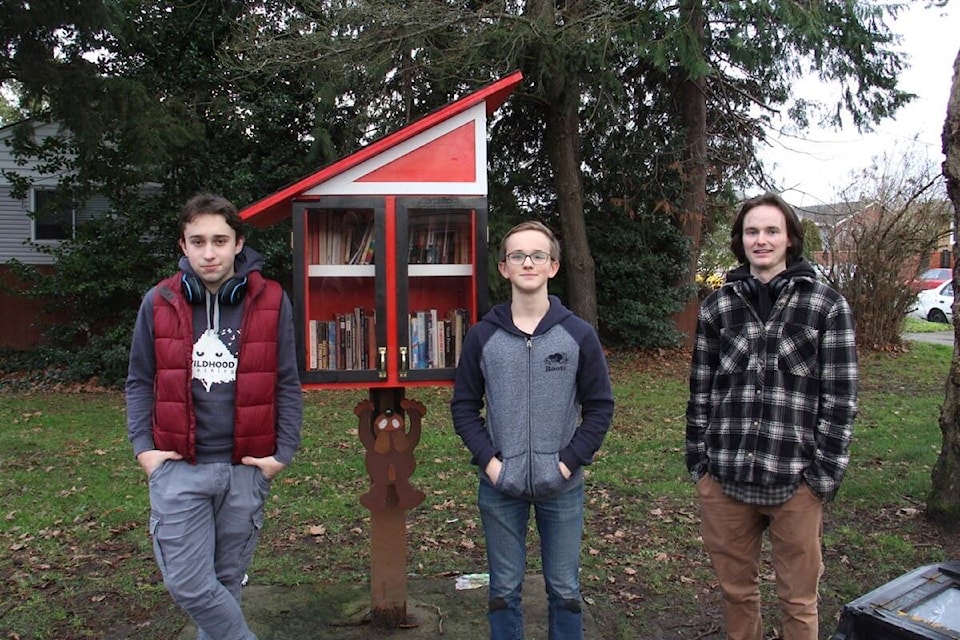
[355,398,426,512]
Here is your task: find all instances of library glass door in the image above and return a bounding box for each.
[293,197,385,386]
[396,196,488,383]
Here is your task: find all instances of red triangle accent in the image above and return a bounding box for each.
[357,122,476,183]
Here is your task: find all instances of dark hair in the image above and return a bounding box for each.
[178,193,245,241]
[729,192,804,265]
[499,220,561,262]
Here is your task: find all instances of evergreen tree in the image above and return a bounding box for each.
[229,0,910,335]
[1,1,335,380]
[0,1,918,371]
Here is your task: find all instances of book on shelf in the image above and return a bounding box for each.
[429,308,439,369]
[449,308,468,367]
[414,310,428,369]
[340,314,357,369]
[318,323,329,370]
[348,223,375,265]
[308,320,318,370]
[353,307,363,369]
[365,312,377,370]
[410,311,424,369]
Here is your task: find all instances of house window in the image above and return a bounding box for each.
[940,250,952,269]
[32,189,75,241]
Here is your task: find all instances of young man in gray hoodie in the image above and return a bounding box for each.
[451,221,615,640]
[126,193,302,640]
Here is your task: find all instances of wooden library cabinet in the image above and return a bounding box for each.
[239,69,522,628]
[292,195,489,389]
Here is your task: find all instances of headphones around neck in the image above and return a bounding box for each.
[180,273,248,306]
[741,275,788,300]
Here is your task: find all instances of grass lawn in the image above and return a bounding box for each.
[0,344,957,639]
[903,316,952,333]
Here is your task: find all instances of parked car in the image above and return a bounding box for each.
[907,268,952,293]
[910,281,954,324]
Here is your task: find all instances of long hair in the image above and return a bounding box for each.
[729,192,804,265]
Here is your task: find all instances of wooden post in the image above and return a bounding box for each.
[355,387,426,628]
[369,485,409,627]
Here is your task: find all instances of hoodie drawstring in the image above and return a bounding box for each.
[205,291,221,334]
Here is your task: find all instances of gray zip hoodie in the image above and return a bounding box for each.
[451,296,614,500]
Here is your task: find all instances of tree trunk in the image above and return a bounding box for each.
[544,85,597,328]
[528,0,597,328]
[672,0,709,347]
[928,47,960,530]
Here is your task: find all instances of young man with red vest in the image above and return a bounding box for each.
[126,193,302,640]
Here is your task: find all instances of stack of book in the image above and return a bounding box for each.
[307,307,377,371]
[307,210,375,265]
[408,308,469,369]
[407,215,470,264]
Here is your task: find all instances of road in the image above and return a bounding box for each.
[903,331,954,346]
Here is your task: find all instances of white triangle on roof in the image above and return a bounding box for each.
[305,103,488,196]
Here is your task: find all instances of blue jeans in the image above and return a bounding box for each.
[478,481,585,640]
[148,461,270,640]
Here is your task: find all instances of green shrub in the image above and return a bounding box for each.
[588,205,690,348]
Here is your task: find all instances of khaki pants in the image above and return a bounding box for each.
[697,474,823,640]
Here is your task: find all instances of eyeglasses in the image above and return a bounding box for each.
[504,251,552,265]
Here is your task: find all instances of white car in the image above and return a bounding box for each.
[911,281,954,324]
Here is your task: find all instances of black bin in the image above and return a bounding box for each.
[832,561,960,639]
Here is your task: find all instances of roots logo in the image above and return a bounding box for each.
[544,352,568,372]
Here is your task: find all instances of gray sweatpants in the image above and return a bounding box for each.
[148,461,270,640]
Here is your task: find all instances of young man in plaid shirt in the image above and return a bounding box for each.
[686,192,858,640]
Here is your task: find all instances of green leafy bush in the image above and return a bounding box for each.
[588,205,690,348]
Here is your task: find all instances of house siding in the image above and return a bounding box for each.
[0,185,46,264]
[2,121,115,264]
[1,120,116,349]
[0,185,112,265]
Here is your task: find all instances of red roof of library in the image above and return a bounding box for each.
[239,71,523,227]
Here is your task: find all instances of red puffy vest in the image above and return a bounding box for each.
[151,271,282,463]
